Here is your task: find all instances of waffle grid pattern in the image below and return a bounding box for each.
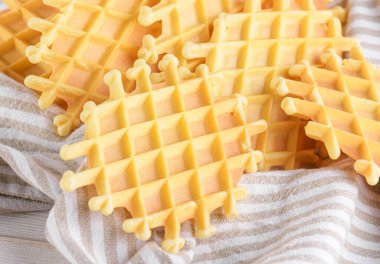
[0,0,55,82]
[60,56,266,254]
[273,49,380,185]
[25,0,160,136]
[182,0,362,170]
[137,0,245,66]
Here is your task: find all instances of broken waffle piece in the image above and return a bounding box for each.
[60,56,267,254]
[0,0,56,82]
[272,48,380,185]
[137,0,245,67]
[182,0,360,171]
[24,0,160,136]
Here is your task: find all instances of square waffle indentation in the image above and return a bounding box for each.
[187,107,218,138]
[239,69,272,95]
[351,98,380,121]
[171,171,193,205]
[81,37,116,65]
[135,150,166,184]
[201,164,223,196]
[249,14,278,39]
[97,13,129,39]
[266,124,299,152]
[67,3,99,31]
[276,41,302,66]
[217,110,243,131]
[0,12,27,33]
[17,29,41,45]
[111,0,145,12]
[10,60,46,80]
[278,14,305,38]
[345,76,374,100]
[103,133,131,163]
[131,122,161,154]
[153,87,183,117]
[127,93,156,125]
[106,46,137,71]
[222,130,244,158]
[328,109,359,134]
[318,87,348,112]
[246,41,274,68]
[0,39,24,64]
[51,33,80,57]
[159,115,189,146]
[98,104,128,135]
[194,136,224,166]
[64,63,97,88]
[108,161,136,193]
[182,83,211,110]
[23,0,56,17]
[164,142,194,175]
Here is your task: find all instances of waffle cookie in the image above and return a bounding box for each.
[272,49,380,185]
[25,0,160,136]
[137,0,245,67]
[137,0,331,67]
[0,0,56,83]
[182,0,360,170]
[60,56,267,254]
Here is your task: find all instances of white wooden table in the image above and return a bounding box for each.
[0,211,68,263]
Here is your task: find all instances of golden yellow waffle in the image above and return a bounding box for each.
[24,0,161,136]
[59,55,267,254]
[182,0,361,170]
[0,0,56,83]
[272,49,380,185]
[137,0,332,68]
[137,0,245,67]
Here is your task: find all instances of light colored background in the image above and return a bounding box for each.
[0,211,66,263]
[0,2,5,10]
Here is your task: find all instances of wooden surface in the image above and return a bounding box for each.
[0,211,68,264]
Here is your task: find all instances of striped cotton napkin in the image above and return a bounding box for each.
[0,76,83,213]
[0,0,379,263]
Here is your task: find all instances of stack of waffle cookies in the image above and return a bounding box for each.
[1,0,378,254]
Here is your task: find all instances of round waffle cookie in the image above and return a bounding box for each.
[60,55,267,254]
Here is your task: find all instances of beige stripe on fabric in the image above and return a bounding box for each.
[54,194,94,263]
[75,189,96,262]
[194,214,350,262]
[0,195,52,214]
